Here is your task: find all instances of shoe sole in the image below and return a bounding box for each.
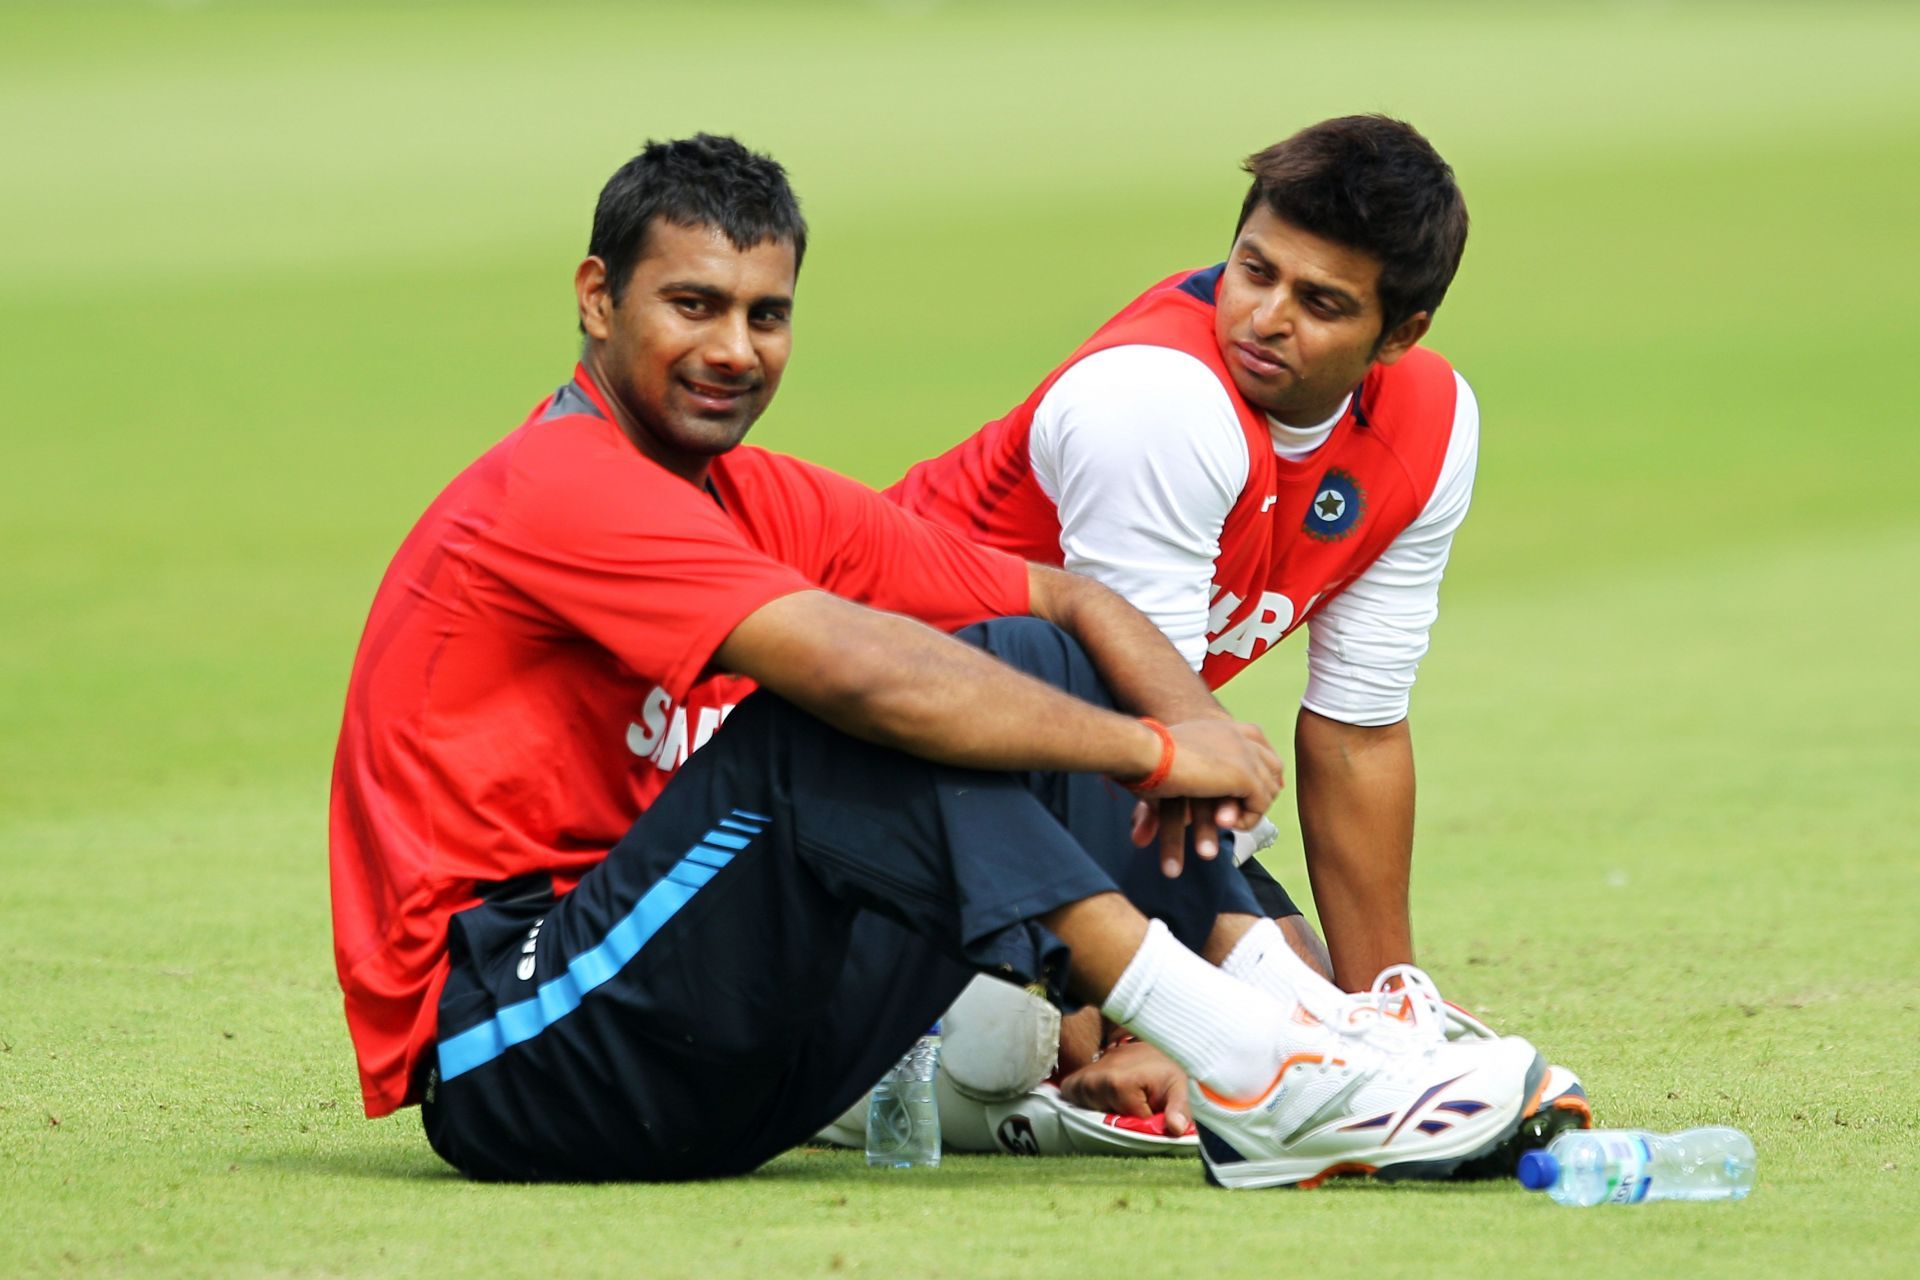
[1201,1051,1548,1190]
[1446,1079,1594,1181]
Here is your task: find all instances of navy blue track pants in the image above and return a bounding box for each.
[420,618,1267,1181]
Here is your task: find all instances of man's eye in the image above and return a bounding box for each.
[1241,260,1272,282]
[674,298,710,316]
[752,309,789,327]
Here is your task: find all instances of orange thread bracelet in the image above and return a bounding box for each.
[1123,717,1176,794]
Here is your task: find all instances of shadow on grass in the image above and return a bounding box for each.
[246,1147,460,1183]
[763,1148,1517,1197]
[246,1139,1515,1196]
[243,1143,1182,1197]
[246,1143,1028,1190]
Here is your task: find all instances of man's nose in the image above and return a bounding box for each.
[1251,289,1294,339]
[702,312,755,374]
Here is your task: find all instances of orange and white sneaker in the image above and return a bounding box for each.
[1190,1020,1546,1190]
[1452,1063,1593,1179]
[1351,965,1596,1178]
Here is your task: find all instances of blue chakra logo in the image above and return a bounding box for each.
[1303,468,1366,542]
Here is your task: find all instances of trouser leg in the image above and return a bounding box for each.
[422,618,1260,1180]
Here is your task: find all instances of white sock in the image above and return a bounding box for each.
[1099,919,1283,1099]
[1221,917,1349,1019]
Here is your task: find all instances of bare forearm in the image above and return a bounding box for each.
[1295,708,1415,990]
[717,588,1280,825]
[727,595,1162,776]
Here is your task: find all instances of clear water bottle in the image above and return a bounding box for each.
[866,1026,941,1169]
[1517,1127,1756,1205]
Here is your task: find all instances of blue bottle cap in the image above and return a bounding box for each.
[1516,1150,1559,1190]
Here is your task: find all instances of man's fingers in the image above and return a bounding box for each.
[1256,739,1285,793]
[1231,723,1286,799]
[1163,1078,1191,1137]
[1213,798,1247,833]
[1129,799,1157,847]
[1157,799,1186,877]
[1192,810,1219,861]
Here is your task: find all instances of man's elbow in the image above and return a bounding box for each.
[1024,563,1079,625]
[1297,707,1410,760]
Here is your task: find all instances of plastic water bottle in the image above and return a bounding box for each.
[866,1026,941,1168]
[1518,1127,1756,1205]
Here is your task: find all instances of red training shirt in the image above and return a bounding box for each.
[330,367,1029,1117]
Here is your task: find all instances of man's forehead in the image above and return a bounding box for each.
[631,219,797,288]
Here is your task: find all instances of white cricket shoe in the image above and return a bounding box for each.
[1299,964,1483,1052]
[1191,1011,1546,1189]
[1346,964,1595,1178]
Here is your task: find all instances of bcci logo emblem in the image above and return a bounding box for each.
[1303,467,1365,542]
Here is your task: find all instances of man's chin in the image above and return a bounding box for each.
[1226,370,1292,418]
[674,415,759,456]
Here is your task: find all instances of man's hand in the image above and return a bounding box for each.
[1128,720,1284,877]
[1057,1039,1191,1137]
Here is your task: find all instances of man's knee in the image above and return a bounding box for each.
[941,974,1061,1101]
[954,617,1110,707]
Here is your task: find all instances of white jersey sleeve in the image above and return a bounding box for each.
[1302,371,1480,727]
[1029,345,1248,670]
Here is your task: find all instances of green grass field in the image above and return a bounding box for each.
[4,2,1917,1275]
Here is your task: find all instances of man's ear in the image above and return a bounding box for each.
[1372,311,1431,366]
[576,257,613,341]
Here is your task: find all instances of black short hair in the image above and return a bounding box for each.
[1237,116,1468,336]
[589,134,808,306]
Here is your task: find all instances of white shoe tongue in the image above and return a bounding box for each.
[1355,964,1458,1042]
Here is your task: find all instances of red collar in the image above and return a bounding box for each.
[570,363,619,422]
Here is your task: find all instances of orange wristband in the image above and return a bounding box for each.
[1122,717,1176,794]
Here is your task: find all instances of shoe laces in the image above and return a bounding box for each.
[1353,964,1451,1043]
[1350,964,1504,1045]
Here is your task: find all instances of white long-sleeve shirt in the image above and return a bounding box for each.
[1028,344,1478,727]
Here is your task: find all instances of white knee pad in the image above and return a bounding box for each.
[939,975,1060,1103]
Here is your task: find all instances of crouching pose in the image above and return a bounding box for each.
[884,116,1596,1163]
[329,134,1546,1187]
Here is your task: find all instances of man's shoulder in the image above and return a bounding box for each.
[1074,266,1224,360]
[714,443,848,498]
[1363,346,1465,439]
[711,445,885,539]
[1355,348,1477,526]
[510,396,633,473]
[477,408,728,554]
[1045,343,1247,460]
[1375,345,1460,396]
[1053,342,1231,408]
[1032,343,1251,522]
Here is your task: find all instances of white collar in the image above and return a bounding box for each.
[1267,393,1351,460]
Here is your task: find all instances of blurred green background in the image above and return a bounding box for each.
[3,2,1916,1276]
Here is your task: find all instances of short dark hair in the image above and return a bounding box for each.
[1236,116,1468,336]
[589,134,808,306]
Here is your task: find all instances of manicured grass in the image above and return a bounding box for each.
[3,3,1916,1276]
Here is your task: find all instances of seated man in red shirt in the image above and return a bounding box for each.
[329,134,1543,1187]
